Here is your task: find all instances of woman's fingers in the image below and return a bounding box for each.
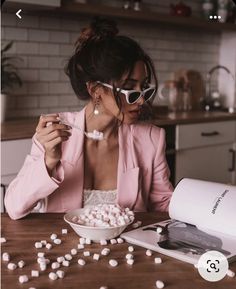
[44,135,69,151]
[41,129,71,144]
[39,123,71,137]
[36,114,59,132]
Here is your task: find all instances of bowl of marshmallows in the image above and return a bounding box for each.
[64,204,134,242]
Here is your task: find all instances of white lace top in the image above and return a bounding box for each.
[83,189,118,207]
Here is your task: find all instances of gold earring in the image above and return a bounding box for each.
[93,98,100,115]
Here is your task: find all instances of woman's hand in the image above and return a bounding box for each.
[35,114,71,174]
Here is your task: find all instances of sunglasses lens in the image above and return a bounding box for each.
[128,92,141,104]
[144,88,155,101]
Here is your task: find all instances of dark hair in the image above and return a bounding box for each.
[65,17,157,120]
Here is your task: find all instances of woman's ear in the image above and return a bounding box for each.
[86,82,103,100]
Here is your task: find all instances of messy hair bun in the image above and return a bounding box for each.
[76,17,119,48]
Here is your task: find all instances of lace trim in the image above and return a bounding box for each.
[83,189,117,207]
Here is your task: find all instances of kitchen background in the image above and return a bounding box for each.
[1,0,236,118]
[1,0,236,212]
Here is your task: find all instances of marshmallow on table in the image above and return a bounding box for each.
[31,270,39,277]
[83,251,90,257]
[85,238,92,245]
[127,259,134,265]
[126,253,133,260]
[18,260,25,268]
[54,238,62,245]
[2,252,10,262]
[62,260,70,267]
[109,259,118,267]
[156,280,165,289]
[62,228,68,234]
[49,272,58,280]
[50,234,57,240]
[132,221,142,228]
[57,256,65,263]
[77,244,85,250]
[110,239,117,245]
[117,238,124,244]
[71,248,77,255]
[37,252,45,258]
[101,248,110,256]
[78,258,86,266]
[128,246,134,252]
[46,243,52,250]
[19,275,29,283]
[41,240,47,245]
[65,254,72,261]
[100,287,108,289]
[51,262,60,269]
[154,257,162,264]
[146,249,152,256]
[7,263,17,270]
[227,269,235,278]
[0,237,6,243]
[56,270,65,278]
[35,242,43,249]
[93,253,100,261]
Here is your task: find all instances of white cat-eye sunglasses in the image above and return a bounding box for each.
[97,81,156,104]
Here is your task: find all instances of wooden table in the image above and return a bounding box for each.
[1,213,236,289]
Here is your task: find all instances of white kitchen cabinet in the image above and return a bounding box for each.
[1,138,32,212]
[175,120,236,185]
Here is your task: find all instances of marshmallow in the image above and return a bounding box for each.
[85,238,92,245]
[83,251,90,257]
[7,263,17,270]
[78,258,86,266]
[62,260,70,267]
[2,252,10,262]
[19,275,29,283]
[126,253,134,260]
[154,257,162,264]
[79,237,86,245]
[110,239,117,245]
[51,262,60,269]
[46,243,52,250]
[101,248,110,256]
[65,254,73,261]
[50,234,57,240]
[41,240,47,245]
[71,248,77,255]
[0,237,6,243]
[31,270,39,277]
[18,260,25,268]
[100,239,108,246]
[93,253,100,261]
[117,238,124,244]
[49,272,58,280]
[128,246,134,252]
[62,228,68,234]
[37,252,45,258]
[56,270,65,278]
[100,287,108,289]
[77,244,85,250]
[156,280,165,289]
[57,256,65,263]
[35,242,43,249]
[54,238,62,245]
[146,249,152,256]
[127,259,134,265]
[227,269,235,278]
[109,259,118,267]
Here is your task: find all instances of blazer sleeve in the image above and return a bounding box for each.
[4,134,65,220]
[148,127,174,212]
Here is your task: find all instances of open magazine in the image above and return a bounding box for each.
[121,178,236,264]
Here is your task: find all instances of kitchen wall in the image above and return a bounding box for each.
[1,0,221,119]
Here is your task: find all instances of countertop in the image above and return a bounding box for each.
[1,212,236,289]
[1,111,236,141]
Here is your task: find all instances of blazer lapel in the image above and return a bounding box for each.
[117,124,140,209]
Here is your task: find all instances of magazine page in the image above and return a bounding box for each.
[121,219,236,265]
[168,178,236,237]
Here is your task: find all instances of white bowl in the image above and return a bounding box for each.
[64,208,133,242]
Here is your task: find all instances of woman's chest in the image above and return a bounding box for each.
[84,141,119,190]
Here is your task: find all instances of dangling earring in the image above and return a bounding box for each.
[93,98,100,115]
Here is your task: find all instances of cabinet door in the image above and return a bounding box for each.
[176,143,233,184]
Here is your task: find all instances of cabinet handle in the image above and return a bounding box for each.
[228,149,235,172]
[201,131,220,137]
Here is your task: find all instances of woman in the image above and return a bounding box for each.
[5,18,173,220]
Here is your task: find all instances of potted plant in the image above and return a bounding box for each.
[1,41,22,122]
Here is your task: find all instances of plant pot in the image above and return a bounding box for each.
[1,93,7,123]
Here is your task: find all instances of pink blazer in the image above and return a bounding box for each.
[5,107,173,220]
